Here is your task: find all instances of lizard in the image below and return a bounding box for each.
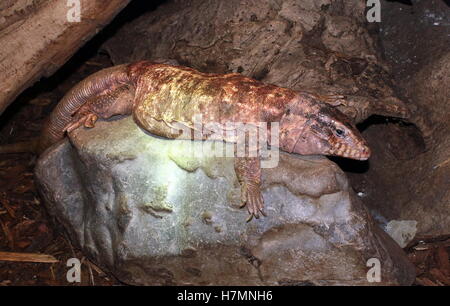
[10,61,372,220]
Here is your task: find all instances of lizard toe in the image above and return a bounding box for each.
[84,114,98,128]
[64,120,82,133]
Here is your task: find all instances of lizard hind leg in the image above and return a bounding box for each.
[63,85,132,134]
[64,111,98,133]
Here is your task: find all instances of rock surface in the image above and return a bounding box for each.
[385,220,418,248]
[35,117,415,285]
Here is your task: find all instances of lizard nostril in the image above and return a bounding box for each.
[361,146,371,158]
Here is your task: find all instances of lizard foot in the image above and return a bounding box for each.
[312,93,346,106]
[240,182,266,222]
[64,113,98,133]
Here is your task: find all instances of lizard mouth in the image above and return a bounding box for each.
[330,143,371,160]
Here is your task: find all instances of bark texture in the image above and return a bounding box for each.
[103,0,412,125]
[0,0,130,115]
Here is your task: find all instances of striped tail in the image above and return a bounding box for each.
[37,64,131,154]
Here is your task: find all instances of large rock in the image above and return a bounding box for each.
[35,116,415,285]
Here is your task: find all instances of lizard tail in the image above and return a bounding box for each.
[0,139,39,154]
[37,64,132,154]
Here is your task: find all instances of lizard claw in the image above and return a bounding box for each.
[313,94,346,107]
[83,113,98,128]
[240,182,265,221]
[64,120,82,133]
[64,113,98,133]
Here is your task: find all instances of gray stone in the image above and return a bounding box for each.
[385,220,418,248]
[35,116,414,285]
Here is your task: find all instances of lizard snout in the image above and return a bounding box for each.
[355,145,371,160]
[330,141,371,160]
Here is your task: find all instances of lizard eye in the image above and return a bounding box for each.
[335,128,345,137]
[286,109,291,115]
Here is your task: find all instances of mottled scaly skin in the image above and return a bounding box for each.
[38,60,371,220]
[129,62,296,140]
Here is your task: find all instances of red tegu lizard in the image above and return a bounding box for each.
[33,61,370,220]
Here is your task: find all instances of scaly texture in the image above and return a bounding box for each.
[37,65,130,153]
[38,60,371,219]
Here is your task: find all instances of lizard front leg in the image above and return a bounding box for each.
[234,157,265,221]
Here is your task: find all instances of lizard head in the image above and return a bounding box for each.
[278,95,370,160]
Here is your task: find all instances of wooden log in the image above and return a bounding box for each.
[0,251,58,263]
[0,0,131,115]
